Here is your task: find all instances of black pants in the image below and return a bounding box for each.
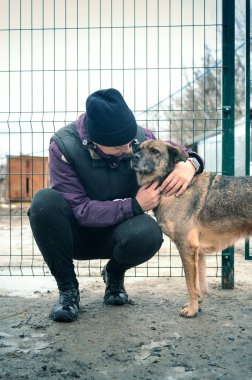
[28,189,163,288]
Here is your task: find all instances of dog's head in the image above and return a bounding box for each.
[131,140,188,186]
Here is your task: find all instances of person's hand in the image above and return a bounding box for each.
[135,181,161,212]
[160,160,196,197]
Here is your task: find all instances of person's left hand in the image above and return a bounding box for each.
[159,160,196,197]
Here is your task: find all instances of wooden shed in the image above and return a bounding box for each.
[7,155,49,201]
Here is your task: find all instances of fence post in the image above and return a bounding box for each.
[221,0,235,288]
[245,0,251,260]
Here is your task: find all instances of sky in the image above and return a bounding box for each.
[0,0,246,158]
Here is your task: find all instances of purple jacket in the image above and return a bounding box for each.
[49,113,204,227]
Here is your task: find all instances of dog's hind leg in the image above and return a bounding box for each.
[179,245,200,318]
[198,253,207,310]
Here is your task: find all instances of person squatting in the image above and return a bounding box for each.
[28,88,204,322]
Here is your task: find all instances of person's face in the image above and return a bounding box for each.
[95,142,132,156]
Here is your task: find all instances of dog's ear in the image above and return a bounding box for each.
[167,144,189,164]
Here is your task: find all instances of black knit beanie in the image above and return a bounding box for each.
[86,88,137,147]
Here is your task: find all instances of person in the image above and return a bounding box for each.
[28,88,204,323]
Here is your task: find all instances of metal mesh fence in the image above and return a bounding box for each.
[0,0,240,278]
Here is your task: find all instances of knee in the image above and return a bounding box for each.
[138,217,163,249]
[121,215,164,252]
[30,188,60,213]
[29,188,71,220]
[140,220,163,261]
[114,215,163,266]
[142,219,163,253]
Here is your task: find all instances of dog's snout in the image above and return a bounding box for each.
[130,153,140,168]
[131,154,155,174]
[130,153,141,169]
[133,153,140,161]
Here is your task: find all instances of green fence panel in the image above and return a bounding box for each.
[0,0,248,279]
[245,0,251,260]
[221,0,235,288]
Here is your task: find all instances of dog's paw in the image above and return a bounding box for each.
[198,299,203,312]
[180,304,198,318]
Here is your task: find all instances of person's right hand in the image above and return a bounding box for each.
[135,181,161,212]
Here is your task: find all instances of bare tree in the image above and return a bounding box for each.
[157,11,246,146]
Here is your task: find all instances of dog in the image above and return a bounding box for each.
[131,139,252,317]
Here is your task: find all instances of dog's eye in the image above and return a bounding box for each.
[150,147,160,155]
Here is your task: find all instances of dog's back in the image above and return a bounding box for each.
[196,174,252,253]
[199,174,252,223]
[155,172,252,254]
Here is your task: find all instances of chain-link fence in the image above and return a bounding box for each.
[0,0,250,279]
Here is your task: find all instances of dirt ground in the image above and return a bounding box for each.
[1,203,252,379]
[1,252,252,380]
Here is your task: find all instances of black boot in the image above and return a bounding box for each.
[101,265,128,306]
[49,283,80,322]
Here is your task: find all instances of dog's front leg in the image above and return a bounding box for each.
[180,247,199,318]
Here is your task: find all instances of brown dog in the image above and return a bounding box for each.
[131,139,252,317]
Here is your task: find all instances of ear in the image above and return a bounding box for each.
[167,144,188,164]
